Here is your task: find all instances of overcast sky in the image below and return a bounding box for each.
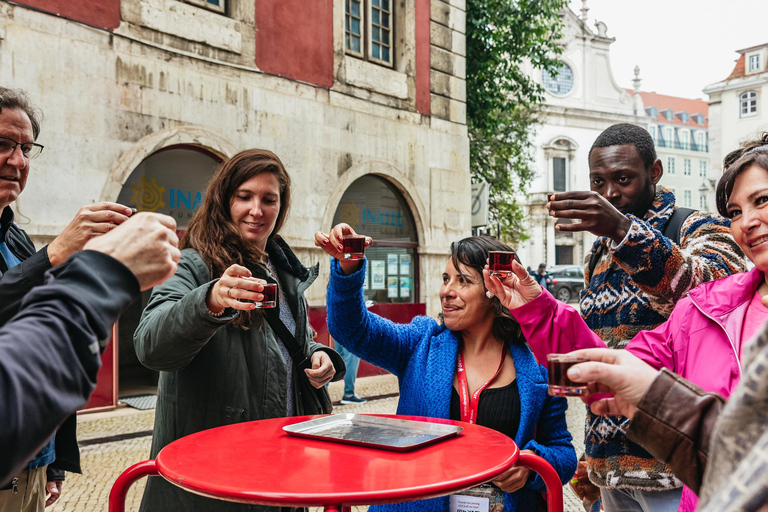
[567,0,767,100]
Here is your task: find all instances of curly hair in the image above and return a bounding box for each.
[589,123,657,169]
[181,149,291,329]
[716,133,768,217]
[444,236,525,345]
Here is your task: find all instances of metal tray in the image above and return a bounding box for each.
[283,414,463,452]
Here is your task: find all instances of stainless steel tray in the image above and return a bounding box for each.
[283,414,463,452]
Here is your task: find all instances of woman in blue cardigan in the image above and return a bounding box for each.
[315,226,576,512]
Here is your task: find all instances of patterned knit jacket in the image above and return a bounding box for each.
[580,186,746,491]
[327,259,577,512]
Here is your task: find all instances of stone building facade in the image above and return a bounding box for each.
[0,0,468,402]
[705,43,768,176]
[518,4,646,268]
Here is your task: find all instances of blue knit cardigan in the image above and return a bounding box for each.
[327,259,576,512]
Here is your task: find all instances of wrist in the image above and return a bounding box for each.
[611,217,632,244]
[206,283,225,313]
[338,259,363,276]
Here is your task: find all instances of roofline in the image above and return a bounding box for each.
[737,42,768,54]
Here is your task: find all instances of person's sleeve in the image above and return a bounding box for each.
[326,258,428,377]
[304,298,345,382]
[0,247,52,325]
[624,300,686,371]
[510,288,606,365]
[522,392,578,492]
[133,252,237,372]
[626,368,725,493]
[611,212,746,313]
[0,251,139,484]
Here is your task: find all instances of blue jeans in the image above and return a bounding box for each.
[600,487,682,512]
[334,343,360,397]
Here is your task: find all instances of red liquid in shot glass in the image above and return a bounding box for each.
[342,235,366,260]
[254,283,277,309]
[547,354,589,396]
[488,251,515,278]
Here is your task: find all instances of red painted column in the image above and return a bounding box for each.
[254,0,334,89]
[415,0,431,115]
[10,0,120,30]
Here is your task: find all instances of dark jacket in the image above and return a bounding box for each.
[0,207,81,481]
[135,238,344,512]
[1,251,139,483]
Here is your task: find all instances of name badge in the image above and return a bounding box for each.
[450,484,504,512]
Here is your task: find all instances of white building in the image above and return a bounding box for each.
[631,87,713,212]
[518,3,646,268]
[705,43,768,176]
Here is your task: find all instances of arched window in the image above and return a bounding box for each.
[740,91,758,118]
[332,176,418,303]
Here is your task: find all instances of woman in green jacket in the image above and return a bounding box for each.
[134,149,344,512]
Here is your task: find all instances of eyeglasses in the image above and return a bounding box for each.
[0,136,44,160]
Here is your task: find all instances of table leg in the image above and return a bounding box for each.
[108,460,159,512]
[517,452,564,512]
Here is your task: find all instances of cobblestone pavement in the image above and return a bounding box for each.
[53,375,586,511]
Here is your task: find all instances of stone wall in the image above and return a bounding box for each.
[0,0,469,316]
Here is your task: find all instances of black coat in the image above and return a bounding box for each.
[0,207,80,481]
[0,251,139,483]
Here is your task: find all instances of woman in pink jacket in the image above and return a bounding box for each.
[485,135,768,512]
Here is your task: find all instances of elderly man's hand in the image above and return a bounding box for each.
[83,212,180,291]
[547,191,632,243]
[47,202,134,266]
[565,348,660,418]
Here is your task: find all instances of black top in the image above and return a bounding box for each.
[450,380,521,439]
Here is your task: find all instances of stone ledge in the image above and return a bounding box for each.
[430,21,465,56]
[137,0,242,54]
[430,0,465,33]
[430,46,466,79]
[342,57,409,100]
[430,69,466,101]
[431,94,466,124]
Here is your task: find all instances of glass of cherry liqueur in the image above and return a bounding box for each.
[547,354,589,396]
[342,234,366,260]
[488,251,515,278]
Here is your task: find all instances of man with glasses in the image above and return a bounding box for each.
[0,86,134,510]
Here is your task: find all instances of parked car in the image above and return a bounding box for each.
[547,265,585,303]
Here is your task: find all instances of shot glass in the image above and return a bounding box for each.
[342,234,366,260]
[488,251,515,278]
[254,283,277,309]
[547,354,589,396]
[238,282,277,308]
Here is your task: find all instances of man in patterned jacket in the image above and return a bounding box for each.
[546,123,746,512]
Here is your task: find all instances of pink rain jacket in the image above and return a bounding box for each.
[512,267,764,512]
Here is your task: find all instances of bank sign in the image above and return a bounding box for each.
[116,149,219,230]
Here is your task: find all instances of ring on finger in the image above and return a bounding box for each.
[227,287,233,298]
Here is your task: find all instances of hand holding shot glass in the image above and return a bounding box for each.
[488,251,516,278]
[207,263,276,313]
[314,223,373,274]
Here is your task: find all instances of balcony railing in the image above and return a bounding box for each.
[655,138,709,153]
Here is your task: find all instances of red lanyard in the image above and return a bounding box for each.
[456,345,507,424]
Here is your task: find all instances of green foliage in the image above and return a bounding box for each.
[466,0,565,242]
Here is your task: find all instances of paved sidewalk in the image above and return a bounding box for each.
[52,375,585,511]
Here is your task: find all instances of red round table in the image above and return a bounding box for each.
[109,415,563,512]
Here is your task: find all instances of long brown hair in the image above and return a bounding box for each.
[181,149,292,327]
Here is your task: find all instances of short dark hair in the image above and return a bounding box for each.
[589,123,657,169]
[445,236,524,345]
[0,86,42,139]
[716,133,768,217]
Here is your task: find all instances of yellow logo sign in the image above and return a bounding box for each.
[337,200,361,227]
[131,176,166,212]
